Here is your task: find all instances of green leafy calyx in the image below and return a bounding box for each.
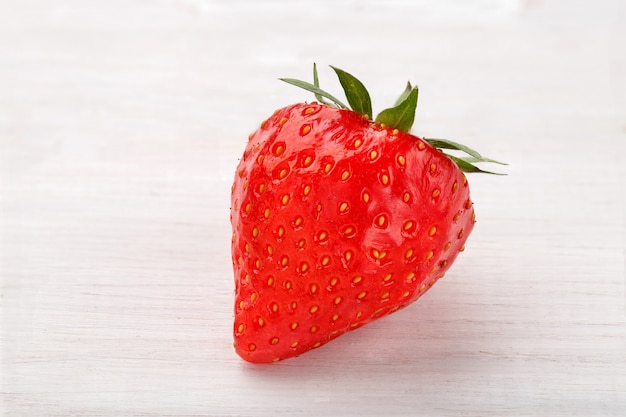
[280,64,506,174]
[375,86,418,132]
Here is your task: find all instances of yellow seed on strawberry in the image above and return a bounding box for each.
[300,125,311,135]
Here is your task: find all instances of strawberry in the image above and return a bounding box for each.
[230,64,504,363]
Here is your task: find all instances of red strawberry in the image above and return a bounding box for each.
[230,64,504,363]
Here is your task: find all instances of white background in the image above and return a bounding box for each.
[1,0,625,415]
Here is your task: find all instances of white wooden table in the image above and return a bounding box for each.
[1,0,625,415]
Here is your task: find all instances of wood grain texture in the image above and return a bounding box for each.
[1,0,625,416]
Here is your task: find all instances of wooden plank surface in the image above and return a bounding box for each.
[1,0,625,415]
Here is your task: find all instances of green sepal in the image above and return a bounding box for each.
[461,155,508,166]
[446,154,507,175]
[426,138,508,166]
[426,138,483,159]
[279,77,348,109]
[374,86,419,132]
[394,82,413,106]
[330,66,372,119]
[312,63,332,106]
